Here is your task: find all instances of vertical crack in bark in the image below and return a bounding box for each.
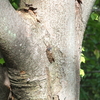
[46,67,60,100]
[75,1,83,100]
[75,0,83,46]
[46,67,52,100]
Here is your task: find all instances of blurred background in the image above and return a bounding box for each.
[80,0,100,100]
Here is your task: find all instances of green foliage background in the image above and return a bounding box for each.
[9,0,20,9]
[80,0,100,100]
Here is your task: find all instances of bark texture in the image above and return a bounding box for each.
[0,0,96,100]
[0,64,10,100]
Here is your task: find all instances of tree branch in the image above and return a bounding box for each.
[82,0,96,27]
[0,0,27,48]
[92,8,100,12]
[0,0,41,73]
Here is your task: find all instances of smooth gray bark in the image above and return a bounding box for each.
[0,0,96,100]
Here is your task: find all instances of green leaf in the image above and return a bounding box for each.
[91,12,98,21]
[0,58,5,65]
[81,53,85,63]
[12,2,18,9]
[94,49,100,59]
[80,69,85,77]
[82,47,85,51]
[9,0,20,10]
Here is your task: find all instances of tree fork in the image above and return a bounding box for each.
[0,0,96,100]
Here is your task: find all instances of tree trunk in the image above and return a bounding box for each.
[0,0,95,100]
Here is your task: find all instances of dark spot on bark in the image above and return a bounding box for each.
[25,3,33,7]
[77,0,82,4]
[29,7,37,11]
[46,47,55,63]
